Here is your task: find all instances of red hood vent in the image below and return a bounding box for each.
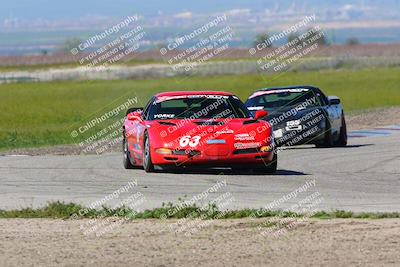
[193,121,225,126]
[243,119,258,125]
[158,121,177,126]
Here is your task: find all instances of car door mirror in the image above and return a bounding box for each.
[254,110,268,120]
[127,111,143,122]
[329,98,341,105]
[126,107,143,116]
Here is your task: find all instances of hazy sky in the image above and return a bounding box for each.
[2,0,391,20]
[2,0,258,19]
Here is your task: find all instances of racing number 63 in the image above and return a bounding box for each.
[179,136,201,148]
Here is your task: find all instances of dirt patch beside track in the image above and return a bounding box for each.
[0,218,399,266]
[346,106,400,131]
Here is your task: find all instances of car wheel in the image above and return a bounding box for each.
[316,122,333,148]
[143,133,154,173]
[123,133,135,169]
[335,114,348,147]
[253,152,278,174]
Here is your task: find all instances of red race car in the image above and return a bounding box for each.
[122,91,277,173]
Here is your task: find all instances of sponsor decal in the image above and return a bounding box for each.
[155,94,228,103]
[249,88,310,99]
[234,142,261,149]
[154,114,175,119]
[187,95,229,99]
[247,106,264,111]
[286,120,302,131]
[286,120,301,126]
[216,129,234,134]
[234,133,255,141]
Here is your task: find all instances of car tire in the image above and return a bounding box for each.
[335,114,348,147]
[123,132,135,169]
[316,121,334,148]
[253,152,278,174]
[143,133,154,173]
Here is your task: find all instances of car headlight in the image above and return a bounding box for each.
[260,145,273,152]
[273,129,283,138]
[155,148,173,155]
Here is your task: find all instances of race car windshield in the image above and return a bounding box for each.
[148,96,251,120]
[245,89,321,112]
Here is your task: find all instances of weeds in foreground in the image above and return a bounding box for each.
[1,201,399,220]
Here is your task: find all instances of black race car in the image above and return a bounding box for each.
[245,85,347,147]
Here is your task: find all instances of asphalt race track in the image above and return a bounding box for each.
[1,133,399,212]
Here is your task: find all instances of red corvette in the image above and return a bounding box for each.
[122,91,277,173]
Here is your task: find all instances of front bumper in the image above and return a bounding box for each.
[151,148,275,167]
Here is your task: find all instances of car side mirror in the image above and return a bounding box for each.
[254,110,268,120]
[126,107,143,116]
[329,98,341,105]
[127,111,143,122]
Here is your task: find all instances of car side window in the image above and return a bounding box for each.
[315,90,328,106]
[142,98,153,120]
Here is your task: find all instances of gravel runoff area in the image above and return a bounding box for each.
[346,107,400,131]
[0,218,399,266]
[2,107,399,156]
